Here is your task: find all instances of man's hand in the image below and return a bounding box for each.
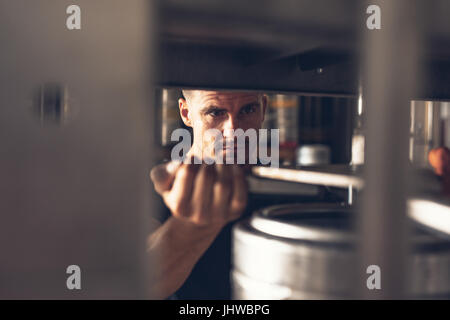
[429,147,450,196]
[150,158,248,229]
[429,147,450,177]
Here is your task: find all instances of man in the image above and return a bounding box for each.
[147,90,267,299]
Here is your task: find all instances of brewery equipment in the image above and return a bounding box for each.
[296,144,331,166]
[232,203,450,299]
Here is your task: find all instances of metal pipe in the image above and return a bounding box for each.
[358,0,423,299]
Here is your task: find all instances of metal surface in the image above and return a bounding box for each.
[358,0,423,299]
[246,176,320,196]
[157,41,359,95]
[252,165,364,189]
[157,1,450,98]
[296,144,331,166]
[159,0,358,52]
[232,203,450,299]
[250,203,353,243]
[159,0,450,47]
[408,198,450,239]
[0,0,155,299]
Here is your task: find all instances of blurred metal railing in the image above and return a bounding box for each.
[358,0,424,299]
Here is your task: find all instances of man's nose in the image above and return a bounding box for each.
[222,115,240,138]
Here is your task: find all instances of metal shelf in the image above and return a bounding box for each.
[157,0,450,99]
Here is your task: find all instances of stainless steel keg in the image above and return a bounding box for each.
[232,203,450,299]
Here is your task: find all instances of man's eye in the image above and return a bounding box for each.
[208,109,227,117]
[240,104,257,115]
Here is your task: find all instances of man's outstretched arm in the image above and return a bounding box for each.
[146,160,247,299]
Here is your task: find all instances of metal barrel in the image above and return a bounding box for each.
[232,203,450,299]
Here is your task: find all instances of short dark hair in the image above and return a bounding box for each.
[181,89,195,101]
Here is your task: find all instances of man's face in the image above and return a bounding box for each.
[179,91,267,160]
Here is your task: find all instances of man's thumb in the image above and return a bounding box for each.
[150,161,181,194]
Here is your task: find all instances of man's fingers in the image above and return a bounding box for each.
[191,164,216,225]
[230,165,248,218]
[211,164,233,221]
[152,159,248,227]
[150,161,181,194]
[164,161,199,217]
